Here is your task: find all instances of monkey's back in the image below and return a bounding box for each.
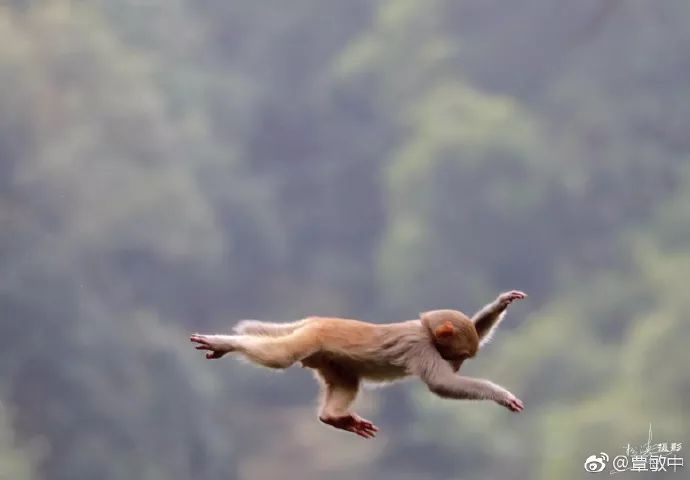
[299,316,424,381]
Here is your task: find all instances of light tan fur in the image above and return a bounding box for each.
[190,290,527,438]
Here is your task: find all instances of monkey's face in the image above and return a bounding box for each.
[420,309,480,362]
[449,359,463,372]
[435,327,478,361]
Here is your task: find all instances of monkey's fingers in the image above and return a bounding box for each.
[500,290,527,305]
[507,290,527,300]
[506,397,524,413]
[206,351,225,359]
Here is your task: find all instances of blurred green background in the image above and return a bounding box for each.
[0,1,688,479]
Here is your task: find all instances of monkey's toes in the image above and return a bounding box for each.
[205,351,225,359]
[353,417,379,439]
[190,334,227,359]
[190,334,208,344]
[321,414,379,439]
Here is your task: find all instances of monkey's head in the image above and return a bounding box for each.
[420,309,479,363]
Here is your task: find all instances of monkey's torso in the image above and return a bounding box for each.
[301,352,411,382]
[297,317,435,382]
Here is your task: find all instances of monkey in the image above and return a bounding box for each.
[190,290,527,438]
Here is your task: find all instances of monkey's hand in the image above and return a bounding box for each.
[496,391,525,413]
[320,413,379,439]
[190,333,235,359]
[497,290,527,308]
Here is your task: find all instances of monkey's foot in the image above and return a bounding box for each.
[498,290,527,306]
[320,413,379,439]
[190,333,234,359]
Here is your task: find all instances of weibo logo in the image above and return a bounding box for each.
[584,453,609,473]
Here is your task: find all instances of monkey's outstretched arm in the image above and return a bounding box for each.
[471,290,526,345]
[417,358,524,412]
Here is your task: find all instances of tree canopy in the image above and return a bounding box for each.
[0,1,688,479]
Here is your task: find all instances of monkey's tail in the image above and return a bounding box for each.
[233,318,311,337]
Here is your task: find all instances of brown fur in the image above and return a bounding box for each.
[420,309,480,360]
[190,290,528,438]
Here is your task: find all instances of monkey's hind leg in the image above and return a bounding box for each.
[190,334,237,359]
[316,364,378,439]
[191,327,321,369]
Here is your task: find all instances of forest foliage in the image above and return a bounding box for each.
[0,1,688,479]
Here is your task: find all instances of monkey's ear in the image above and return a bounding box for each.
[434,321,455,339]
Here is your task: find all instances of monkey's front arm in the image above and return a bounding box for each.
[420,360,524,412]
[472,290,526,343]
